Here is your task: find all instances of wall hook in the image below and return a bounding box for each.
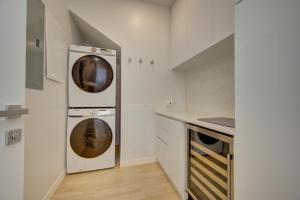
[150,60,154,65]
[128,57,132,63]
[139,59,143,64]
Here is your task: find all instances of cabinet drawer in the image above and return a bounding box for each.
[156,137,169,173]
[156,115,170,143]
[156,115,185,141]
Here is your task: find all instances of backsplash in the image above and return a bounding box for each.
[185,52,235,118]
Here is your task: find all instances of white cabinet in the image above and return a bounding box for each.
[155,115,186,199]
[170,0,188,68]
[170,0,234,69]
[210,0,234,44]
[156,136,168,173]
[186,0,213,58]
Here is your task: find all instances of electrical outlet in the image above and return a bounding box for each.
[165,100,174,107]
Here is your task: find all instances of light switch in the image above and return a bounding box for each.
[5,129,22,145]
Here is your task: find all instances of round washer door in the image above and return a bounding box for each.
[70,118,113,158]
[72,55,114,93]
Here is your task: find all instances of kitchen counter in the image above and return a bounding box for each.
[156,111,235,136]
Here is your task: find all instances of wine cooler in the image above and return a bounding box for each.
[186,124,234,200]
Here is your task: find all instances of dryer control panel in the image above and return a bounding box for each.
[68,108,115,117]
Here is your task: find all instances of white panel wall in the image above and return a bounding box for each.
[235,0,300,199]
[24,0,83,199]
[66,0,186,166]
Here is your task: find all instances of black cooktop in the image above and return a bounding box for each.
[197,117,235,128]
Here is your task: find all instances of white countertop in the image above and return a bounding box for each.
[156,111,235,136]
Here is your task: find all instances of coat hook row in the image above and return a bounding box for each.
[128,57,155,65]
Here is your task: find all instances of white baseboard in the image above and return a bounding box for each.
[120,156,157,167]
[43,170,65,200]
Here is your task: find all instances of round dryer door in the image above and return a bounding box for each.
[70,118,113,158]
[72,55,114,93]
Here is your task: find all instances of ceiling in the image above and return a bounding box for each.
[142,0,175,7]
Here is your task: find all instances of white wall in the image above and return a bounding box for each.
[185,52,235,117]
[235,0,300,199]
[24,0,82,199]
[66,0,186,166]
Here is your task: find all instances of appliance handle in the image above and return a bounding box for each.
[91,109,115,116]
[68,115,84,118]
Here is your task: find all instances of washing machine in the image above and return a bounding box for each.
[67,108,115,174]
[68,45,116,108]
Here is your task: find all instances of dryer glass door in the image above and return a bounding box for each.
[72,55,114,93]
[70,118,113,158]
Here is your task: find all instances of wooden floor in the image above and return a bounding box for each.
[52,163,182,200]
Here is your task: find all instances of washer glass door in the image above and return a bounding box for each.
[72,55,114,93]
[70,118,113,158]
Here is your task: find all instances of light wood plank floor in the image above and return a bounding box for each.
[52,163,182,200]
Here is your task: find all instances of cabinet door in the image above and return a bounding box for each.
[187,0,234,58]
[187,0,214,58]
[211,0,234,43]
[170,0,188,68]
[156,115,186,199]
[170,0,234,69]
[156,115,170,143]
[156,137,168,173]
[167,119,186,199]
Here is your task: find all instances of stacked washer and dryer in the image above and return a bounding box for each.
[67,45,117,174]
